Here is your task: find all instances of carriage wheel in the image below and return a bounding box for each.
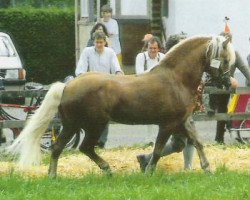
[71,131,81,149]
[235,120,249,144]
[40,127,79,152]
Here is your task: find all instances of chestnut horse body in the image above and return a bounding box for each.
[8,36,235,177]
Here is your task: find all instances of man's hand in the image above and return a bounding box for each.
[230,77,238,89]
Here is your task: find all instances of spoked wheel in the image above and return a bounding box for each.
[40,127,79,152]
[235,120,250,144]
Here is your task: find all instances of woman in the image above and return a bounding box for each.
[86,23,109,47]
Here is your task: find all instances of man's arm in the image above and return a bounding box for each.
[235,51,250,82]
[135,53,145,74]
[108,19,119,36]
[75,48,89,76]
[110,50,124,75]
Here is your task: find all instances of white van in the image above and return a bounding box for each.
[0,32,26,103]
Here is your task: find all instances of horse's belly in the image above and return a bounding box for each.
[110,107,186,125]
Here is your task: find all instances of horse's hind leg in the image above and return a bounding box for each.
[79,127,111,175]
[48,124,78,178]
[184,116,210,172]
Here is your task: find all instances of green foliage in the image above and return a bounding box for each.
[0,8,75,84]
[0,171,249,200]
[5,0,74,8]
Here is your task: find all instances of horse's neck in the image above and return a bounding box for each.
[175,61,205,90]
[159,44,207,91]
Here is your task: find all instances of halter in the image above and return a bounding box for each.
[205,36,232,89]
[205,36,224,72]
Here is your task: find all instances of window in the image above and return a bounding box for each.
[0,37,15,57]
[110,0,150,19]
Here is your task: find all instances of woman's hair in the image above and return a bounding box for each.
[90,23,108,38]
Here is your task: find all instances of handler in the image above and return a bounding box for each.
[209,29,250,143]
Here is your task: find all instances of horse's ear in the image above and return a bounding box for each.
[222,37,230,49]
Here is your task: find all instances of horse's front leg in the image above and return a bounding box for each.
[184,116,210,172]
[145,125,172,173]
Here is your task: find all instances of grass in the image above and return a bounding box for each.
[0,169,249,200]
[0,144,249,199]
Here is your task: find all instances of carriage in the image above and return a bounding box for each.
[0,82,79,150]
[227,93,250,143]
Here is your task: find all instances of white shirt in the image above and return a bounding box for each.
[135,51,165,74]
[75,46,122,76]
[101,18,121,55]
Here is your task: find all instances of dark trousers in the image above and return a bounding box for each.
[98,124,109,145]
[0,129,5,144]
[209,93,230,143]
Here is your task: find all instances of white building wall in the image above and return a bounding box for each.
[166,0,250,73]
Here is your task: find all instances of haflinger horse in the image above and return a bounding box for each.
[8,35,235,178]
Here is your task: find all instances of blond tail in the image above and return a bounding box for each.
[7,82,66,166]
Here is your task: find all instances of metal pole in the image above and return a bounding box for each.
[75,0,80,65]
[97,0,101,22]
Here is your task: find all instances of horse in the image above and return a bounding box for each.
[8,35,235,178]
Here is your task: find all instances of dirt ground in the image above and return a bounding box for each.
[0,145,249,177]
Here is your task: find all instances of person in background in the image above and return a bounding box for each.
[135,36,165,74]
[136,33,197,171]
[137,34,198,172]
[136,32,239,171]
[141,33,153,52]
[208,20,250,143]
[165,32,187,52]
[75,32,123,148]
[100,4,122,66]
[86,22,109,47]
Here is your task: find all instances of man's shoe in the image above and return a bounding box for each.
[136,154,149,172]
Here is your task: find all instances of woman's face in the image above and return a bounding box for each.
[95,26,104,33]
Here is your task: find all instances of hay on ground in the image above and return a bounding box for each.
[0,145,249,177]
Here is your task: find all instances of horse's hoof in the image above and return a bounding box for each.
[205,168,213,174]
[48,170,57,178]
[184,167,193,171]
[136,154,149,173]
[48,173,57,179]
[104,168,113,177]
[203,165,212,174]
[145,164,155,175]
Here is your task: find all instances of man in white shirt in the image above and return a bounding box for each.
[75,32,123,76]
[135,36,165,74]
[100,5,122,65]
[75,32,123,148]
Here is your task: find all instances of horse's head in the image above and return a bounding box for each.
[206,36,236,89]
